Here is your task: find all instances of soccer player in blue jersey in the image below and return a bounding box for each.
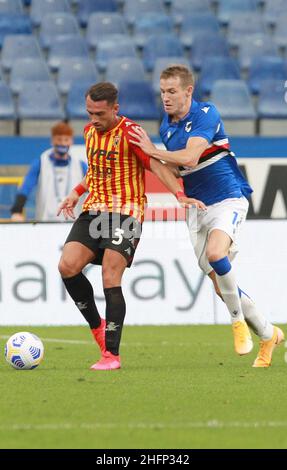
[129,65,284,367]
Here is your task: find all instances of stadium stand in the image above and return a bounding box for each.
[30,0,71,28]
[258,80,287,135]
[18,81,65,135]
[0,82,16,135]
[0,0,285,136]
[57,58,99,95]
[10,58,52,95]
[211,80,257,135]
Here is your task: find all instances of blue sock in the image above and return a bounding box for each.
[210,256,231,276]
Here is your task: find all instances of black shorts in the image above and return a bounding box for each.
[65,211,142,267]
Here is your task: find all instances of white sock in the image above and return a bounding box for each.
[215,269,245,323]
[240,291,274,340]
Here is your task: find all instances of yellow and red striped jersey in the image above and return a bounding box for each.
[82,116,151,222]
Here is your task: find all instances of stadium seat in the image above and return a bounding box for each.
[123,0,165,28]
[77,0,118,27]
[142,34,184,72]
[48,35,89,71]
[118,80,160,133]
[10,58,52,95]
[217,0,258,26]
[95,35,137,73]
[197,57,241,96]
[86,12,127,50]
[30,0,71,28]
[238,33,279,70]
[18,81,65,135]
[133,13,174,49]
[170,0,212,26]
[151,56,190,94]
[248,56,287,95]
[66,81,90,120]
[211,80,256,135]
[105,58,146,86]
[273,15,287,49]
[190,33,230,72]
[179,13,220,49]
[1,35,43,72]
[0,0,23,14]
[0,14,32,48]
[263,0,286,27]
[57,58,99,94]
[39,13,80,50]
[0,82,16,135]
[228,13,267,48]
[258,80,287,135]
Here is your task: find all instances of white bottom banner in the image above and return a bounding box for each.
[0,221,286,325]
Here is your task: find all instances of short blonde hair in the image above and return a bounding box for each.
[160,65,195,88]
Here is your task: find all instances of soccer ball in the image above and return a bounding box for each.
[5,332,44,370]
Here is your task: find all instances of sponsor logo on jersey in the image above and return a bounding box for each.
[185,121,192,132]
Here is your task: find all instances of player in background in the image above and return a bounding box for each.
[11,122,87,221]
[58,82,206,371]
[129,65,284,368]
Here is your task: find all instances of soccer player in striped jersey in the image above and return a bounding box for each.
[58,82,205,371]
[129,65,284,368]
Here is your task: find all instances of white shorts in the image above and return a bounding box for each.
[187,196,249,275]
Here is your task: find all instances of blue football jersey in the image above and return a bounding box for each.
[159,99,253,205]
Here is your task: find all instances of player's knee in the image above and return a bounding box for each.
[102,265,121,288]
[206,247,225,263]
[58,257,78,278]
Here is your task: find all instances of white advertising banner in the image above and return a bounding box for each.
[0,221,286,325]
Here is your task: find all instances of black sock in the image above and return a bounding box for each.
[104,287,126,356]
[62,273,101,329]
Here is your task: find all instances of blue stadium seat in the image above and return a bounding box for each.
[48,35,89,71]
[77,0,118,28]
[197,57,241,96]
[217,0,257,26]
[152,57,190,94]
[22,0,31,5]
[95,34,137,73]
[86,12,127,50]
[211,80,256,119]
[0,14,32,48]
[228,13,266,48]
[0,0,23,14]
[238,33,278,69]
[18,81,65,119]
[118,80,160,120]
[30,0,71,28]
[258,80,287,118]
[0,82,15,119]
[170,0,212,26]
[273,15,287,49]
[39,13,80,50]
[142,34,184,72]
[66,81,92,119]
[133,13,173,49]
[1,35,43,72]
[123,0,165,28]
[57,58,99,94]
[10,58,52,94]
[190,32,230,72]
[263,0,286,27]
[248,56,287,94]
[179,13,220,49]
[106,58,146,86]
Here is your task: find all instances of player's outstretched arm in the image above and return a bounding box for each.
[57,177,88,220]
[129,126,209,167]
[150,158,206,210]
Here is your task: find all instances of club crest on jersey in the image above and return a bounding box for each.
[185,121,192,132]
[113,135,121,147]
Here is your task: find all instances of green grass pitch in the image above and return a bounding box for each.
[0,325,287,449]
